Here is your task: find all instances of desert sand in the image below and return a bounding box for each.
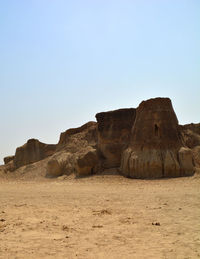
[0,172,200,259]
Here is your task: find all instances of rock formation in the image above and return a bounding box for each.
[121,98,194,178]
[95,108,136,169]
[179,123,200,168]
[75,148,98,177]
[179,124,200,149]
[1,97,198,179]
[4,156,14,164]
[192,146,200,168]
[46,122,98,177]
[57,121,97,151]
[13,139,56,169]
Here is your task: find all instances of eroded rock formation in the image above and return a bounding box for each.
[95,108,136,169]
[13,139,56,169]
[75,148,98,177]
[1,97,198,179]
[4,156,14,164]
[179,123,200,168]
[180,124,200,149]
[46,122,98,177]
[57,121,97,151]
[121,98,194,178]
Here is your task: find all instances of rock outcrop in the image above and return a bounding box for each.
[121,98,194,178]
[192,146,200,168]
[4,156,14,165]
[180,123,200,136]
[1,97,198,179]
[75,148,98,177]
[13,139,56,169]
[46,122,98,178]
[95,108,136,169]
[57,121,97,151]
[180,124,200,149]
[45,152,74,177]
[179,123,200,168]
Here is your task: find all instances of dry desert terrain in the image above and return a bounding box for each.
[0,173,200,259]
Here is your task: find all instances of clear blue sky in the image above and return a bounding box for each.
[0,0,200,163]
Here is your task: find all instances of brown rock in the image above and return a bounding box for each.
[192,146,200,168]
[180,123,200,135]
[95,108,136,169]
[75,148,98,177]
[57,121,97,151]
[179,127,200,149]
[46,159,62,178]
[178,147,194,176]
[14,139,56,169]
[4,156,14,165]
[121,97,194,178]
[43,122,98,178]
[45,152,74,177]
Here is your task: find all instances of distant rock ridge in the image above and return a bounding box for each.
[1,97,199,179]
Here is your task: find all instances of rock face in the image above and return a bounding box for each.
[121,98,194,178]
[57,121,97,151]
[192,146,200,168]
[180,124,200,149]
[179,123,200,168]
[181,123,200,135]
[95,108,136,169]
[4,156,14,165]
[45,152,74,178]
[75,148,98,177]
[46,159,62,178]
[46,122,98,178]
[1,97,198,179]
[14,139,56,169]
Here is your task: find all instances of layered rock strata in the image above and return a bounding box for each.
[14,139,56,169]
[46,122,98,177]
[57,121,97,151]
[96,108,136,169]
[1,97,198,179]
[121,98,194,178]
[4,156,14,164]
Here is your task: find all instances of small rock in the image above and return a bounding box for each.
[92,225,103,228]
[62,225,70,231]
[152,222,160,226]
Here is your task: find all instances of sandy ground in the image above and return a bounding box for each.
[0,174,200,259]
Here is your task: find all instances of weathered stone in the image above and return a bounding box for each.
[192,146,200,168]
[75,148,98,177]
[180,123,200,136]
[45,152,75,177]
[14,139,56,169]
[46,159,62,178]
[178,147,194,176]
[57,121,97,150]
[180,126,200,148]
[4,156,14,165]
[96,108,136,169]
[121,97,194,178]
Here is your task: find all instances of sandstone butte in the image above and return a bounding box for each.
[1,97,200,179]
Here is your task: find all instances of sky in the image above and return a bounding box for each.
[0,0,200,164]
